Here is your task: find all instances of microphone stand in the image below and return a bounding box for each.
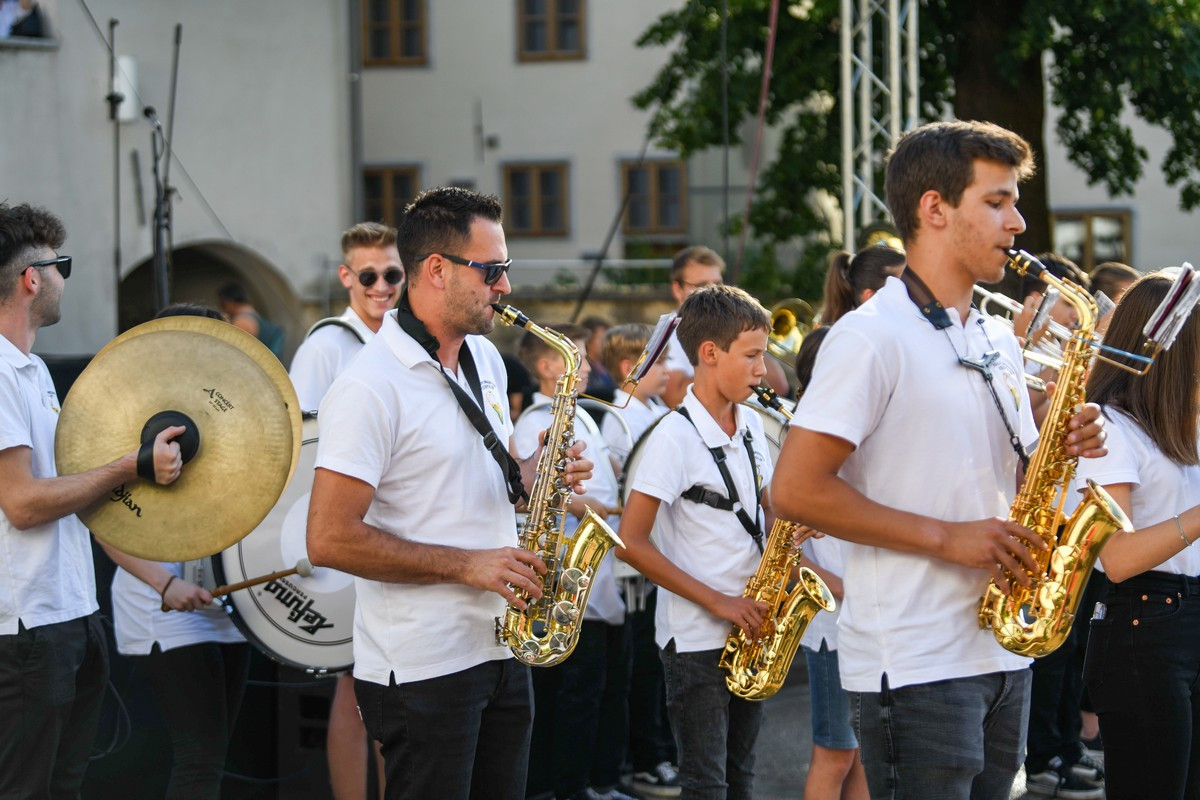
[146,108,170,313]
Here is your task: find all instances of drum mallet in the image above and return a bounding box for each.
[162,558,315,612]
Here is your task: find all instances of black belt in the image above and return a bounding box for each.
[1107,570,1200,598]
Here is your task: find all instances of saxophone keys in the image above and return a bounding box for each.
[549,632,572,653]
[552,601,579,625]
[561,567,590,593]
[518,641,541,663]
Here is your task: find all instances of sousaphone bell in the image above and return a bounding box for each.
[55,316,302,562]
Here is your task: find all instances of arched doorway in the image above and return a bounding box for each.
[118,241,304,360]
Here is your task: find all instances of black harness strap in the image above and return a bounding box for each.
[394,289,528,505]
[675,406,764,553]
[899,267,1031,469]
[307,317,367,344]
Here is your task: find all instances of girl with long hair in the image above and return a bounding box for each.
[819,244,905,326]
[1077,271,1200,799]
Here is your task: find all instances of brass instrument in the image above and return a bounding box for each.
[767,299,814,364]
[719,386,836,700]
[492,304,625,666]
[977,250,1133,657]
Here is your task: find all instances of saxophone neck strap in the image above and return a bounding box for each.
[395,289,528,505]
[674,406,764,553]
[900,266,1030,470]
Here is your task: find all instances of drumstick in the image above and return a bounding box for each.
[161,558,315,612]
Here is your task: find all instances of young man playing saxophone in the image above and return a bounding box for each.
[772,121,1108,800]
[306,187,594,800]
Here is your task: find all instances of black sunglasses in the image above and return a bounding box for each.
[346,265,403,287]
[25,255,72,280]
[424,253,513,286]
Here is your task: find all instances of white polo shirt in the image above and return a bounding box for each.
[0,337,97,634]
[631,387,773,652]
[513,394,624,625]
[1076,408,1200,576]
[799,534,845,652]
[289,307,376,412]
[111,562,244,654]
[602,390,668,466]
[792,276,1037,692]
[316,310,516,685]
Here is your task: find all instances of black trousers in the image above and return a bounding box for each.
[526,620,629,799]
[627,587,676,772]
[1024,571,1108,772]
[1085,571,1200,800]
[0,612,110,799]
[135,641,250,800]
[356,659,533,800]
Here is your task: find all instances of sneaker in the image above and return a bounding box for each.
[1071,750,1105,784]
[630,762,681,798]
[1025,757,1104,799]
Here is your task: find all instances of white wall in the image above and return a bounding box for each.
[1,0,352,355]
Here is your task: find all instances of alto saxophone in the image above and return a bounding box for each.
[719,387,836,700]
[977,249,1133,658]
[492,304,625,666]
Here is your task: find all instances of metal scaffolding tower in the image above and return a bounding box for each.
[840,0,919,249]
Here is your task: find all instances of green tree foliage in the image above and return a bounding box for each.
[634,0,1200,295]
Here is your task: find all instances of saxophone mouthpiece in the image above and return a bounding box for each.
[491,303,531,329]
[1005,249,1045,278]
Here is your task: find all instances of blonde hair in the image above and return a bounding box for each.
[600,323,652,381]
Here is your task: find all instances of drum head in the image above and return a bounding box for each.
[214,416,356,674]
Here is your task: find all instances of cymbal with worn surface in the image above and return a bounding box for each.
[55,316,301,561]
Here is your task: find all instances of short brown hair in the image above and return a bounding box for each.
[0,202,66,304]
[671,245,725,282]
[517,322,590,377]
[885,120,1035,243]
[1087,272,1200,466]
[600,323,652,380]
[341,221,397,259]
[397,187,503,286]
[676,285,770,366]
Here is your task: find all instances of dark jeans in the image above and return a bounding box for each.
[356,658,533,800]
[1085,571,1200,800]
[527,620,629,798]
[0,612,110,799]
[661,640,763,800]
[1025,571,1108,772]
[135,641,250,800]
[627,587,676,771]
[851,669,1031,800]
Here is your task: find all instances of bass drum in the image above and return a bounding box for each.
[213,414,356,674]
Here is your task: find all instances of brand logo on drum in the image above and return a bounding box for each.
[263,579,333,635]
[202,388,235,412]
[110,484,143,517]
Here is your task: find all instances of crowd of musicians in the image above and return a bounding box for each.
[1,118,1198,800]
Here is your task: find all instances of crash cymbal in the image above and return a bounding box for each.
[56,316,302,561]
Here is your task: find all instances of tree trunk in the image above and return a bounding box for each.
[952,0,1050,294]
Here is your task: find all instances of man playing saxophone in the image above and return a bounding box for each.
[772,121,1109,800]
[306,187,594,800]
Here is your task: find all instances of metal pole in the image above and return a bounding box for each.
[840,0,853,249]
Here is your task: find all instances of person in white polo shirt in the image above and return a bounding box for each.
[306,187,594,799]
[290,221,402,412]
[772,121,1109,799]
[290,220,401,800]
[0,202,184,798]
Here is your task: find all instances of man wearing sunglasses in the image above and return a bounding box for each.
[307,187,593,799]
[289,220,401,800]
[0,202,185,797]
[290,221,403,413]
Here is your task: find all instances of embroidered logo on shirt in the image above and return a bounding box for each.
[996,361,1024,412]
[482,381,505,424]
